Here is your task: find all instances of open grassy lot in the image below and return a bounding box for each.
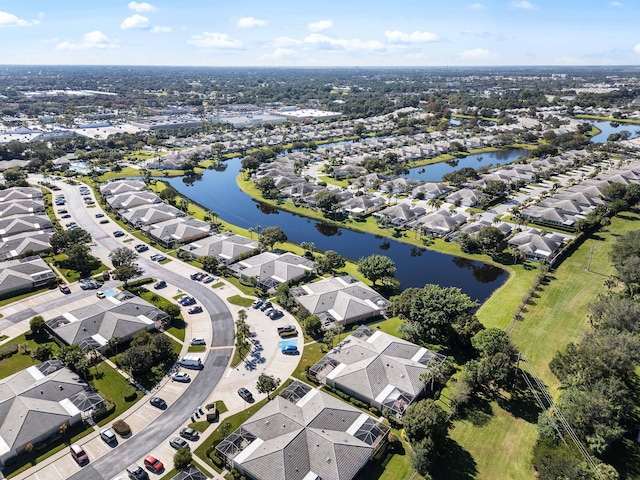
[449,211,640,480]
[226,295,254,307]
[42,253,109,283]
[574,114,640,125]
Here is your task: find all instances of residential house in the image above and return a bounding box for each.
[445,188,486,207]
[145,217,211,247]
[216,380,388,480]
[106,191,161,210]
[0,187,43,203]
[0,361,104,466]
[410,182,452,200]
[121,203,184,227]
[0,231,53,261]
[45,291,169,352]
[0,215,53,238]
[290,275,388,329]
[373,203,426,227]
[310,326,447,415]
[99,180,146,197]
[228,251,314,291]
[0,201,45,218]
[340,195,385,217]
[408,210,468,236]
[508,229,566,261]
[0,256,56,298]
[180,233,259,264]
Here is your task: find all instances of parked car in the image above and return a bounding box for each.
[113,230,125,238]
[70,444,88,465]
[190,272,205,281]
[99,219,109,224]
[96,291,106,299]
[95,213,105,218]
[259,301,272,311]
[100,428,117,445]
[169,437,189,450]
[202,275,215,283]
[269,310,284,320]
[126,463,149,480]
[252,299,264,309]
[59,284,71,294]
[134,244,149,253]
[150,397,167,409]
[238,387,253,402]
[188,305,203,314]
[153,280,167,289]
[58,209,68,214]
[171,372,191,383]
[180,427,199,441]
[190,338,206,346]
[179,296,196,306]
[143,455,163,473]
[150,254,167,262]
[61,214,72,219]
[282,345,299,355]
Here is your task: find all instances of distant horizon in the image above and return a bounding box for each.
[1,1,640,67]
[1,64,640,70]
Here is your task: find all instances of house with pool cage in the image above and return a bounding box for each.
[216,380,389,480]
[309,326,447,416]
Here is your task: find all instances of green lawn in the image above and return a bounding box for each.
[138,289,186,341]
[0,332,60,380]
[226,295,254,307]
[291,341,325,382]
[88,361,144,427]
[449,212,640,480]
[43,253,109,283]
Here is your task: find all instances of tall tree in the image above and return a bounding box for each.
[357,254,396,285]
[259,226,287,250]
[256,373,281,401]
[109,247,138,267]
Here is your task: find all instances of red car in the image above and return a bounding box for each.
[59,284,71,294]
[144,455,163,473]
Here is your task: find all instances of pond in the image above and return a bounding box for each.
[403,148,530,182]
[166,157,507,302]
[585,120,640,143]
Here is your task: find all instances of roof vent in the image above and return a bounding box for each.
[326,457,331,463]
[59,385,63,390]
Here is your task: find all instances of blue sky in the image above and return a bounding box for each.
[0,1,639,66]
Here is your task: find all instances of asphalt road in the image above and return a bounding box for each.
[47,180,235,480]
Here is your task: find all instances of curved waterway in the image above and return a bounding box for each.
[166,157,507,302]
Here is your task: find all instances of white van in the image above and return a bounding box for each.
[179,355,203,369]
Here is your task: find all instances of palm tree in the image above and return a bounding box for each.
[107,336,121,356]
[427,197,444,210]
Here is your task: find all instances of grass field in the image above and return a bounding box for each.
[449,211,640,480]
[88,361,144,427]
[0,332,57,380]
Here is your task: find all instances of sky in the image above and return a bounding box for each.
[0,0,639,67]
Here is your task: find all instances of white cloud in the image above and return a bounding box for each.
[633,44,640,53]
[121,14,150,30]
[273,48,296,59]
[128,2,156,13]
[272,36,302,48]
[459,48,489,58]
[151,25,171,33]
[307,19,333,32]
[469,3,486,8]
[0,10,39,27]
[56,30,116,50]
[512,1,537,9]
[304,33,384,52]
[237,16,267,28]
[611,1,622,5]
[384,30,438,43]
[187,32,242,49]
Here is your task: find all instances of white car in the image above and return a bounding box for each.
[96,291,106,299]
[190,338,206,346]
[171,372,191,383]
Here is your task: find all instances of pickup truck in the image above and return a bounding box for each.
[277,325,297,337]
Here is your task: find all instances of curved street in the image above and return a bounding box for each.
[40,178,235,480]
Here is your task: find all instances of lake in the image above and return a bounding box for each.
[403,148,530,182]
[167,157,507,302]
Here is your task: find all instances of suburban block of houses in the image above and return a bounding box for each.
[0,256,56,299]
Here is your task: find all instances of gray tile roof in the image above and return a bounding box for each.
[218,381,388,480]
[0,364,102,463]
[46,294,168,348]
[100,180,146,197]
[180,233,259,262]
[311,327,446,413]
[122,203,184,226]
